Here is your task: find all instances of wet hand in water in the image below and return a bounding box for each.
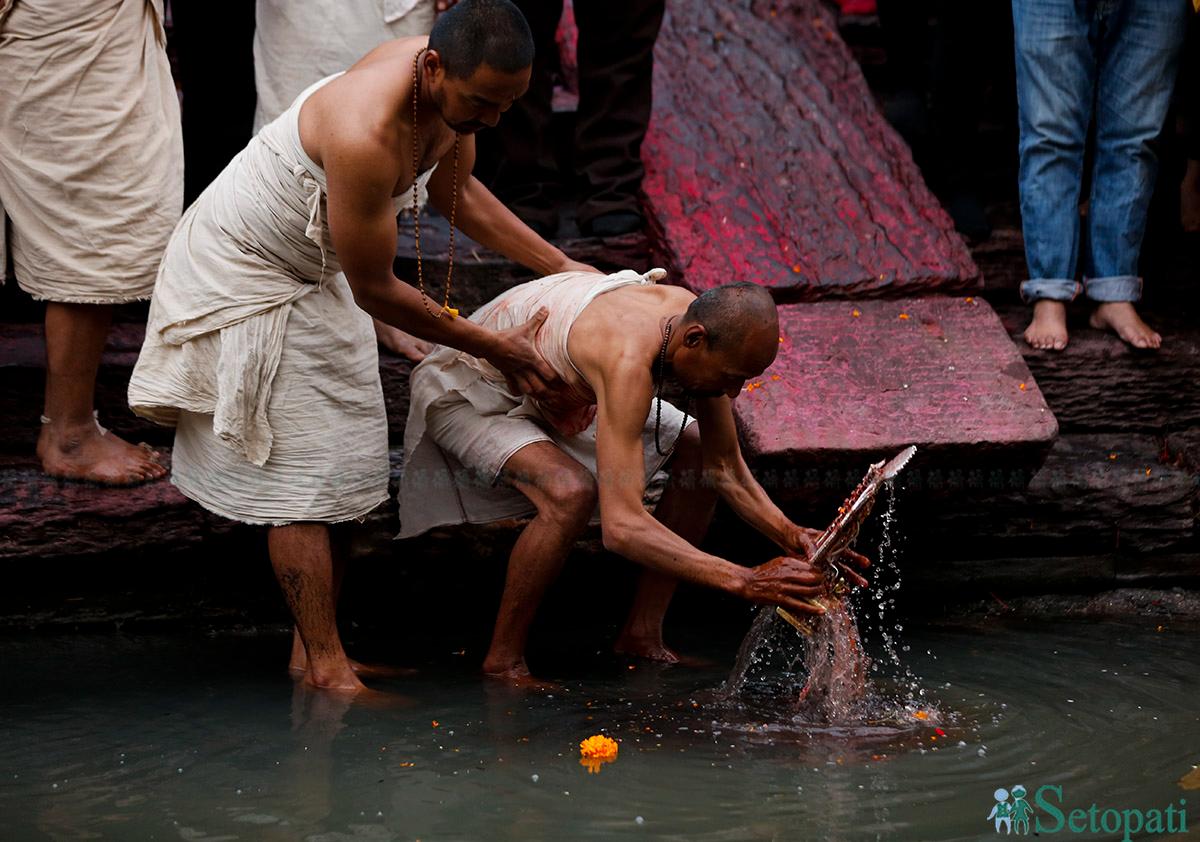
[784,525,872,589]
[742,556,826,616]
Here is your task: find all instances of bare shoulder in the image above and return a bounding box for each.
[301,49,418,173]
[570,284,684,388]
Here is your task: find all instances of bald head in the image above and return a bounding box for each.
[682,283,779,364]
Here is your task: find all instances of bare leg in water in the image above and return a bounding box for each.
[481,442,598,687]
[614,424,717,662]
[269,523,362,692]
[288,527,415,679]
[37,303,166,485]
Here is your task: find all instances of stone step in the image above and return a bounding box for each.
[914,432,1198,562]
[737,295,1058,499]
[642,0,979,301]
[0,447,404,563]
[993,302,1200,434]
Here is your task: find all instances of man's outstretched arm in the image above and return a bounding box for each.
[588,358,827,616]
[693,396,871,582]
[426,135,597,276]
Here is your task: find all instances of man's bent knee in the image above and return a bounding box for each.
[536,467,598,525]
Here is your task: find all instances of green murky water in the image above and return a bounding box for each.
[1,618,1197,841]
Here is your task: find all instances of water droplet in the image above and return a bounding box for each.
[531,774,539,783]
[635,816,645,825]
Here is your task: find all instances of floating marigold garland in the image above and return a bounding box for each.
[579,734,619,774]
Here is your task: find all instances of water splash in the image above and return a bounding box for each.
[720,478,936,733]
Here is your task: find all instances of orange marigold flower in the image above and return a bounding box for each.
[912,710,930,721]
[851,308,861,318]
[965,297,975,304]
[580,735,619,761]
[898,313,910,320]
[1019,382,1027,391]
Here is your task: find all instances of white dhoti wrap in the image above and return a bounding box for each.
[254,0,436,132]
[0,0,182,303]
[130,74,430,525]
[398,270,693,539]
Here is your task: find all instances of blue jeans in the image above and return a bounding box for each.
[1013,0,1187,304]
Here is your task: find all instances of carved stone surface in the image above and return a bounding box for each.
[735,296,1057,479]
[642,0,980,300]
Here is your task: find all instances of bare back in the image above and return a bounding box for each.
[568,283,696,396]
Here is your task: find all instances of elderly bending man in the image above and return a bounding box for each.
[399,269,869,684]
[129,0,591,693]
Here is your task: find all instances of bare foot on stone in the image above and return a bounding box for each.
[37,420,167,486]
[1023,300,1069,351]
[374,318,433,362]
[1089,302,1162,350]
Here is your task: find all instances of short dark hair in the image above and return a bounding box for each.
[428,0,535,79]
[683,282,778,348]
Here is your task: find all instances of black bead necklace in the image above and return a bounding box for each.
[654,317,690,456]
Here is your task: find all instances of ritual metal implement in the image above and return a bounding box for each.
[776,445,917,636]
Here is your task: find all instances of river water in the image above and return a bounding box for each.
[1,617,1196,841]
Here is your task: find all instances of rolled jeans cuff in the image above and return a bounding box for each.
[1020,278,1081,303]
[1083,275,1142,303]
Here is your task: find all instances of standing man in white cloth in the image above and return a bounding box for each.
[254,0,442,361]
[0,0,182,485]
[129,0,593,693]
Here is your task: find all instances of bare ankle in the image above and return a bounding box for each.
[482,655,527,677]
[305,659,363,691]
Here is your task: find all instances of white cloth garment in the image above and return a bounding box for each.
[130,74,431,524]
[253,0,436,132]
[0,0,182,303]
[398,269,693,538]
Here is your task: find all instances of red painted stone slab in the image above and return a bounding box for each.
[736,296,1057,462]
[642,0,979,300]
